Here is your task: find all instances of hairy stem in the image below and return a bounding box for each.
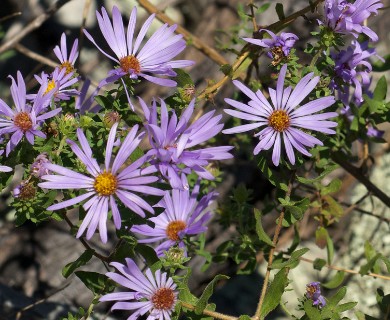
[254,171,295,320]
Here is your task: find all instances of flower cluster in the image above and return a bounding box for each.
[1,3,387,320]
[323,0,383,41]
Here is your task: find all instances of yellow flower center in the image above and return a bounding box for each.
[60,61,74,74]
[14,112,33,132]
[166,220,187,241]
[268,110,290,132]
[119,55,141,74]
[44,80,56,95]
[151,288,175,310]
[306,284,317,298]
[94,171,118,196]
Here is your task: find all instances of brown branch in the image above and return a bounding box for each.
[332,152,390,208]
[14,43,58,68]
[180,301,237,320]
[254,171,296,320]
[298,256,390,281]
[0,12,22,23]
[0,0,73,54]
[137,0,229,66]
[198,0,324,100]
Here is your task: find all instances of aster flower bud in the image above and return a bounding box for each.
[13,180,36,201]
[103,111,121,128]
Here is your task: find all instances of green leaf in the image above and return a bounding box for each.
[313,258,327,271]
[296,164,339,184]
[270,248,309,269]
[321,178,342,195]
[335,301,358,313]
[75,271,114,295]
[178,269,198,305]
[315,227,328,249]
[327,287,346,307]
[254,208,274,247]
[322,271,345,289]
[220,64,233,77]
[174,69,194,87]
[359,253,381,275]
[259,268,289,319]
[258,157,288,191]
[326,231,334,264]
[275,3,285,20]
[257,3,271,14]
[62,250,94,278]
[303,299,322,319]
[373,76,387,100]
[195,275,229,314]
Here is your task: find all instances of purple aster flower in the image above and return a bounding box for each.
[30,153,51,178]
[84,6,194,90]
[331,40,383,103]
[367,125,384,138]
[53,32,79,74]
[38,123,165,243]
[306,282,326,308]
[243,29,298,65]
[131,182,216,256]
[0,71,61,156]
[100,258,177,320]
[323,0,383,41]
[223,64,338,166]
[32,67,79,102]
[140,98,233,189]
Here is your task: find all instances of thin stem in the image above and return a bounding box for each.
[0,0,73,54]
[254,171,295,320]
[137,0,229,66]
[297,256,390,281]
[249,0,259,32]
[180,301,238,320]
[332,152,390,208]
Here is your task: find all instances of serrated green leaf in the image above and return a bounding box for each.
[62,249,94,278]
[322,271,345,289]
[195,275,229,314]
[178,269,198,305]
[254,208,274,247]
[260,268,289,319]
